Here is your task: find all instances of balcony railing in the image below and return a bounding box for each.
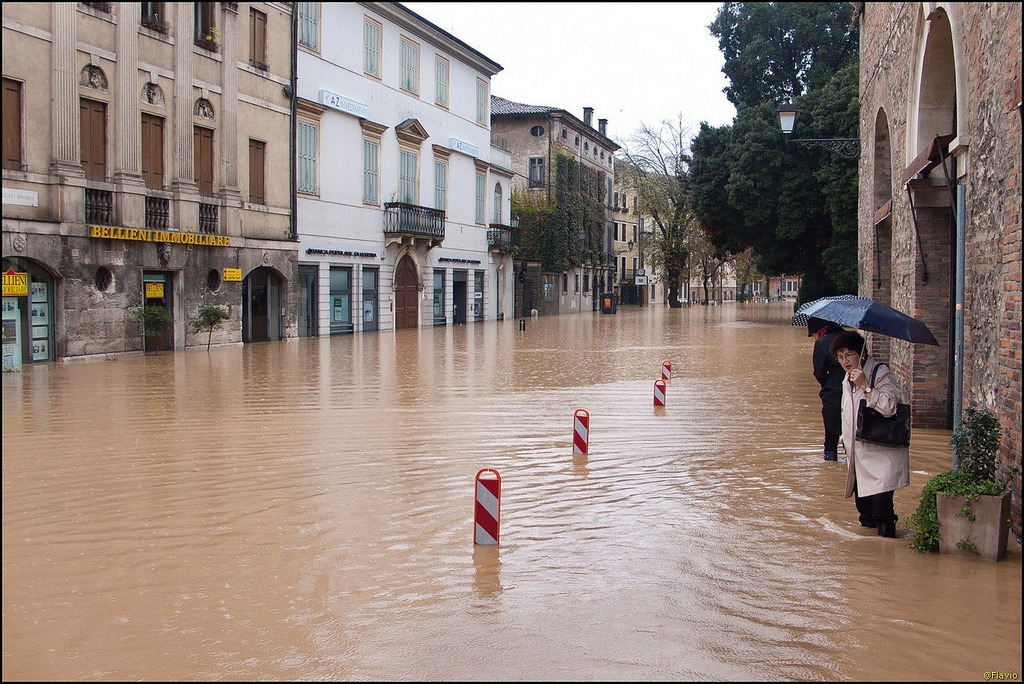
[198,203,218,234]
[486,225,519,251]
[145,196,169,230]
[383,202,445,242]
[85,188,113,224]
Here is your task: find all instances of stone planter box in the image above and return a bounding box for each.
[937,491,1011,561]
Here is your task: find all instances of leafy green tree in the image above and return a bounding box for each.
[191,304,230,351]
[691,2,860,302]
[617,114,698,307]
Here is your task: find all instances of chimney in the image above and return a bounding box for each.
[598,118,607,137]
[583,107,594,127]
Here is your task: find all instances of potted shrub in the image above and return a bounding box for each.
[140,304,173,353]
[908,407,1013,561]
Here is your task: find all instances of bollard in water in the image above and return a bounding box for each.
[474,468,501,545]
[662,360,672,381]
[573,408,590,455]
[654,379,666,406]
[519,318,526,331]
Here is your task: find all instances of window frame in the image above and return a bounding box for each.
[3,77,24,171]
[363,16,381,77]
[141,112,165,189]
[249,7,268,68]
[296,118,318,195]
[474,172,485,224]
[399,148,418,205]
[434,158,447,211]
[193,124,215,196]
[399,36,420,96]
[298,2,319,51]
[492,182,502,224]
[80,97,107,182]
[434,55,449,108]
[528,156,544,188]
[475,78,488,125]
[362,137,380,205]
[248,138,266,204]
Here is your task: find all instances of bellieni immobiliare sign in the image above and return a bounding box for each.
[89,225,231,247]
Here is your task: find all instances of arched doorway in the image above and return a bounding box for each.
[907,7,956,428]
[871,107,894,362]
[242,267,282,342]
[2,257,57,367]
[394,256,419,329]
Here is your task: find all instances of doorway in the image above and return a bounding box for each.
[243,267,281,343]
[453,270,467,324]
[142,271,173,352]
[298,265,318,337]
[394,256,419,329]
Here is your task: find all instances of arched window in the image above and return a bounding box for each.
[492,183,502,224]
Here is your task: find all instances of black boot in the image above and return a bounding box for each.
[877,522,896,538]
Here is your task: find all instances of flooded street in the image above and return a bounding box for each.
[3,303,1021,681]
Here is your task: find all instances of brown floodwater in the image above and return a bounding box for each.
[3,303,1021,682]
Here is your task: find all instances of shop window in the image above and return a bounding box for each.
[329,267,352,334]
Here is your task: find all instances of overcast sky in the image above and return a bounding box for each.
[401,2,737,147]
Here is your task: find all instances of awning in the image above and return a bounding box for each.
[900,134,956,185]
[872,199,892,226]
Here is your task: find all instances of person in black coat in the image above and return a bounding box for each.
[809,316,845,461]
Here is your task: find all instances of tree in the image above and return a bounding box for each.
[191,304,230,351]
[617,114,697,307]
[691,2,860,302]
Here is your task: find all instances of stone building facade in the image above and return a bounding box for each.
[491,96,618,317]
[293,2,511,335]
[856,2,1022,537]
[2,2,297,366]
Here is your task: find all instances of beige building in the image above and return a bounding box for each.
[490,96,618,316]
[611,159,657,306]
[2,2,297,366]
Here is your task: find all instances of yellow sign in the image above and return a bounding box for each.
[145,282,165,299]
[2,269,29,297]
[223,267,242,282]
[90,225,231,247]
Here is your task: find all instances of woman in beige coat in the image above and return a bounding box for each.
[829,330,910,538]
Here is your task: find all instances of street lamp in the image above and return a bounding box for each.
[509,213,520,229]
[776,103,860,159]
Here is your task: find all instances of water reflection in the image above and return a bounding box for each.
[3,303,1020,681]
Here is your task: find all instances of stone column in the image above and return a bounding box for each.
[172,2,198,231]
[50,2,84,222]
[219,2,242,237]
[114,2,145,227]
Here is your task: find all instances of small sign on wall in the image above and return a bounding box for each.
[223,268,242,282]
[145,282,164,299]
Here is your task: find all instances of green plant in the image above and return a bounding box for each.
[908,407,1008,553]
[140,304,173,337]
[191,304,230,351]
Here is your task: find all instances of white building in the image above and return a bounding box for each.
[293,2,513,335]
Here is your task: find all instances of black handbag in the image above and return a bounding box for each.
[855,363,911,447]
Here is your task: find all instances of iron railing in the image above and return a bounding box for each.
[85,188,113,224]
[199,203,218,234]
[145,196,169,230]
[383,202,445,241]
[486,225,519,250]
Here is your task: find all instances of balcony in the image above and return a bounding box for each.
[198,203,218,234]
[85,188,113,224]
[383,202,445,249]
[487,225,519,252]
[145,196,169,230]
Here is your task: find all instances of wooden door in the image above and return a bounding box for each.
[394,257,419,329]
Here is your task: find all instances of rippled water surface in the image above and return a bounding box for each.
[3,303,1021,681]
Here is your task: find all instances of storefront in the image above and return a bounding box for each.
[2,258,55,369]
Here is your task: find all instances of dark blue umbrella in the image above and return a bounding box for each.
[791,296,940,345]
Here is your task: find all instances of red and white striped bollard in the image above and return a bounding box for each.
[573,408,590,455]
[654,379,667,406]
[662,360,672,381]
[474,468,501,545]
